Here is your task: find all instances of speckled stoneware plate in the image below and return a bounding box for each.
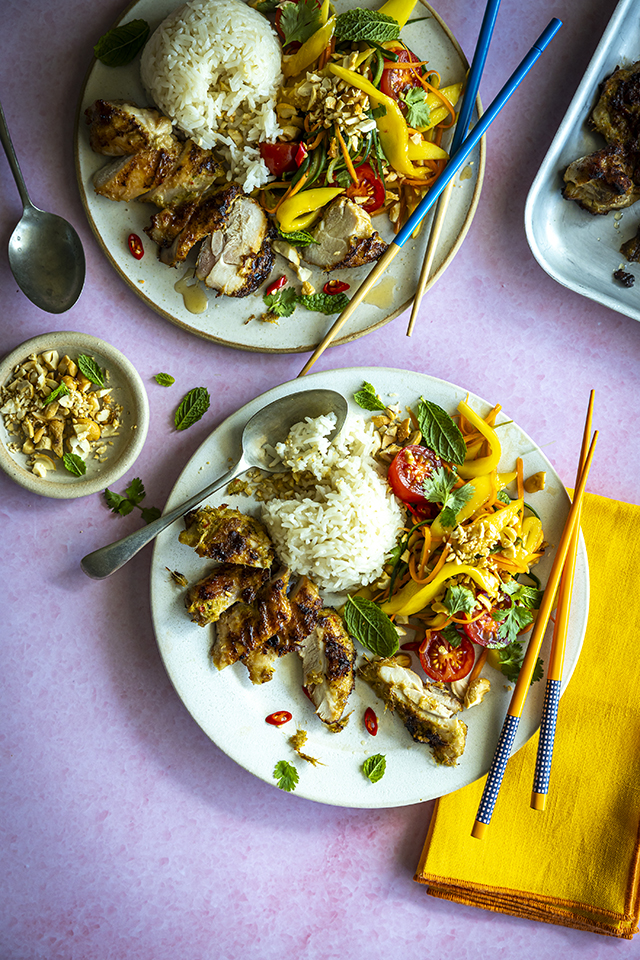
[525,0,640,321]
[0,331,149,499]
[74,0,484,353]
[149,367,589,808]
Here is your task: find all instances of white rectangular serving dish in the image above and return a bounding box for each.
[525,0,640,321]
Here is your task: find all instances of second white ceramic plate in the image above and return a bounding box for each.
[75,0,484,352]
[149,367,589,808]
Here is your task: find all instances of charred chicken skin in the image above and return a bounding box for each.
[212,566,292,658]
[298,607,355,731]
[185,562,270,626]
[179,505,275,568]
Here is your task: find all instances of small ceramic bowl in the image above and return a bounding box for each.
[0,331,149,499]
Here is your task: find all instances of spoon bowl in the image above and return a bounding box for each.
[1,100,85,313]
[80,387,349,580]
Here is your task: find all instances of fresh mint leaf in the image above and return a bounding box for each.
[416,397,467,465]
[273,759,299,792]
[278,0,322,46]
[254,0,279,11]
[154,372,175,387]
[43,382,69,406]
[94,19,150,66]
[62,452,86,476]
[175,387,210,431]
[344,596,399,658]
[298,292,349,315]
[335,8,400,43]
[362,754,386,783]
[400,87,432,128]
[354,381,386,411]
[442,584,476,617]
[77,354,105,388]
[264,287,298,318]
[277,228,319,246]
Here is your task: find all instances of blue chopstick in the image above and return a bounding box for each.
[395,18,562,248]
[450,0,502,156]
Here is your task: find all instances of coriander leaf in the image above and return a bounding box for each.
[416,397,467,465]
[501,579,543,610]
[298,292,349,315]
[43,382,69,406]
[104,488,135,516]
[93,19,150,66]
[423,467,474,528]
[254,0,279,11]
[496,489,512,505]
[493,603,534,646]
[493,641,543,686]
[273,759,299,792]
[63,452,86,476]
[362,754,386,783]
[277,228,319,246]
[174,386,210,431]
[77,354,105,388]
[443,584,476,617]
[400,87,432,128]
[278,0,322,46]
[140,505,162,524]
[154,372,175,387]
[125,477,146,506]
[335,8,400,44]
[441,622,464,648]
[371,103,387,119]
[344,596,399,658]
[354,381,386,411]
[264,287,298,318]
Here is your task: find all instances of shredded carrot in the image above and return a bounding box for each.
[468,648,487,684]
[307,128,326,151]
[516,457,524,500]
[485,404,501,427]
[267,171,309,215]
[334,125,358,182]
[414,543,451,585]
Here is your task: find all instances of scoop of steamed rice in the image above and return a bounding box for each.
[140,0,282,192]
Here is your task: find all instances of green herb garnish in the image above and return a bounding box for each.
[278,0,323,47]
[63,452,86,476]
[264,287,299,318]
[273,760,299,792]
[298,292,349,315]
[77,354,105,387]
[423,466,474,527]
[43,382,69,406]
[154,372,175,387]
[104,477,160,524]
[354,381,386,412]
[277,228,319,246]
[400,87,432,128]
[93,19,150,66]
[174,387,210,431]
[493,641,544,686]
[362,754,386,783]
[442,583,476,618]
[344,596,399,658]
[335,8,400,44]
[416,397,467,464]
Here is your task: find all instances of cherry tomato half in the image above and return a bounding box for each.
[461,601,510,649]
[379,47,424,105]
[388,444,443,504]
[128,233,144,260]
[345,162,386,214]
[265,711,293,726]
[364,706,378,736]
[259,142,299,177]
[419,631,475,683]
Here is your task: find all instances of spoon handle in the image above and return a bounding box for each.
[0,100,32,209]
[80,457,248,580]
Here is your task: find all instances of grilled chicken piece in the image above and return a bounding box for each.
[179,504,275,568]
[240,637,282,685]
[621,225,640,261]
[185,562,269,626]
[93,144,181,202]
[278,576,323,653]
[213,566,291,658]
[298,608,355,731]
[85,99,175,156]
[146,183,242,266]
[358,658,467,766]
[303,197,387,270]
[195,196,275,297]
[562,144,640,214]
[140,139,222,207]
[591,62,640,149]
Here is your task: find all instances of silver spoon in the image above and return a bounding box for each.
[0,100,85,313]
[80,387,349,580]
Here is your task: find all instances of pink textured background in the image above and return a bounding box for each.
[2,0,639,957]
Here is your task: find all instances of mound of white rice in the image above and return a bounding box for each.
[140,0,282,192]
[260,413,404,593]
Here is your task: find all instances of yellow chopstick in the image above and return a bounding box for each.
[531,389,595,810]
[471,427,598,839]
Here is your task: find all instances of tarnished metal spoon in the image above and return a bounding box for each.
[0,100,85,313]
[80,387,349,580]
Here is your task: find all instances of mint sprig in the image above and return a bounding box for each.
[77,354,105,388]
[335,8,400,44]
[174,387,210,431]
[416,397,467,465]
[93,19,150,66]
[344,596,398,658]
[362,754,386,783]
[63,452,87,476]
[154,372,175,387]
[354,381,386,412]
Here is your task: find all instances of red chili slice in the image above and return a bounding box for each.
[295,142,308,166]
[323,279,350,295]
[266,275,287,296]
[364,706,378,736]
[265,711,292,726]
[128,233,144,260]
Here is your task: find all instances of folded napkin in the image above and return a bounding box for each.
[415,491,640,939]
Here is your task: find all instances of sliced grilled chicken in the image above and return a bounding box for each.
[146,183,242,266]
[563,144,640,214]
[591,61,640,148]
[240,637,281,685]
[298,608,355,731]
[140,139,222,207]
[195,195,275,297]
[303,197,387,270]
[358,658,467,766]
[179,504,275,568]
[214,567,291,656]
[185,562,269,626]
[621,225,640,261]
[92,143,181,202]
[85,99,175,156]
[278,576,323,653]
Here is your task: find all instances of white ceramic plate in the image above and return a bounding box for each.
[525,0,640,322]
[149,367,589,808]
[74,0,484,353]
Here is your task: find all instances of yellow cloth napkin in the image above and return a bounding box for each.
[415,491,640,939]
